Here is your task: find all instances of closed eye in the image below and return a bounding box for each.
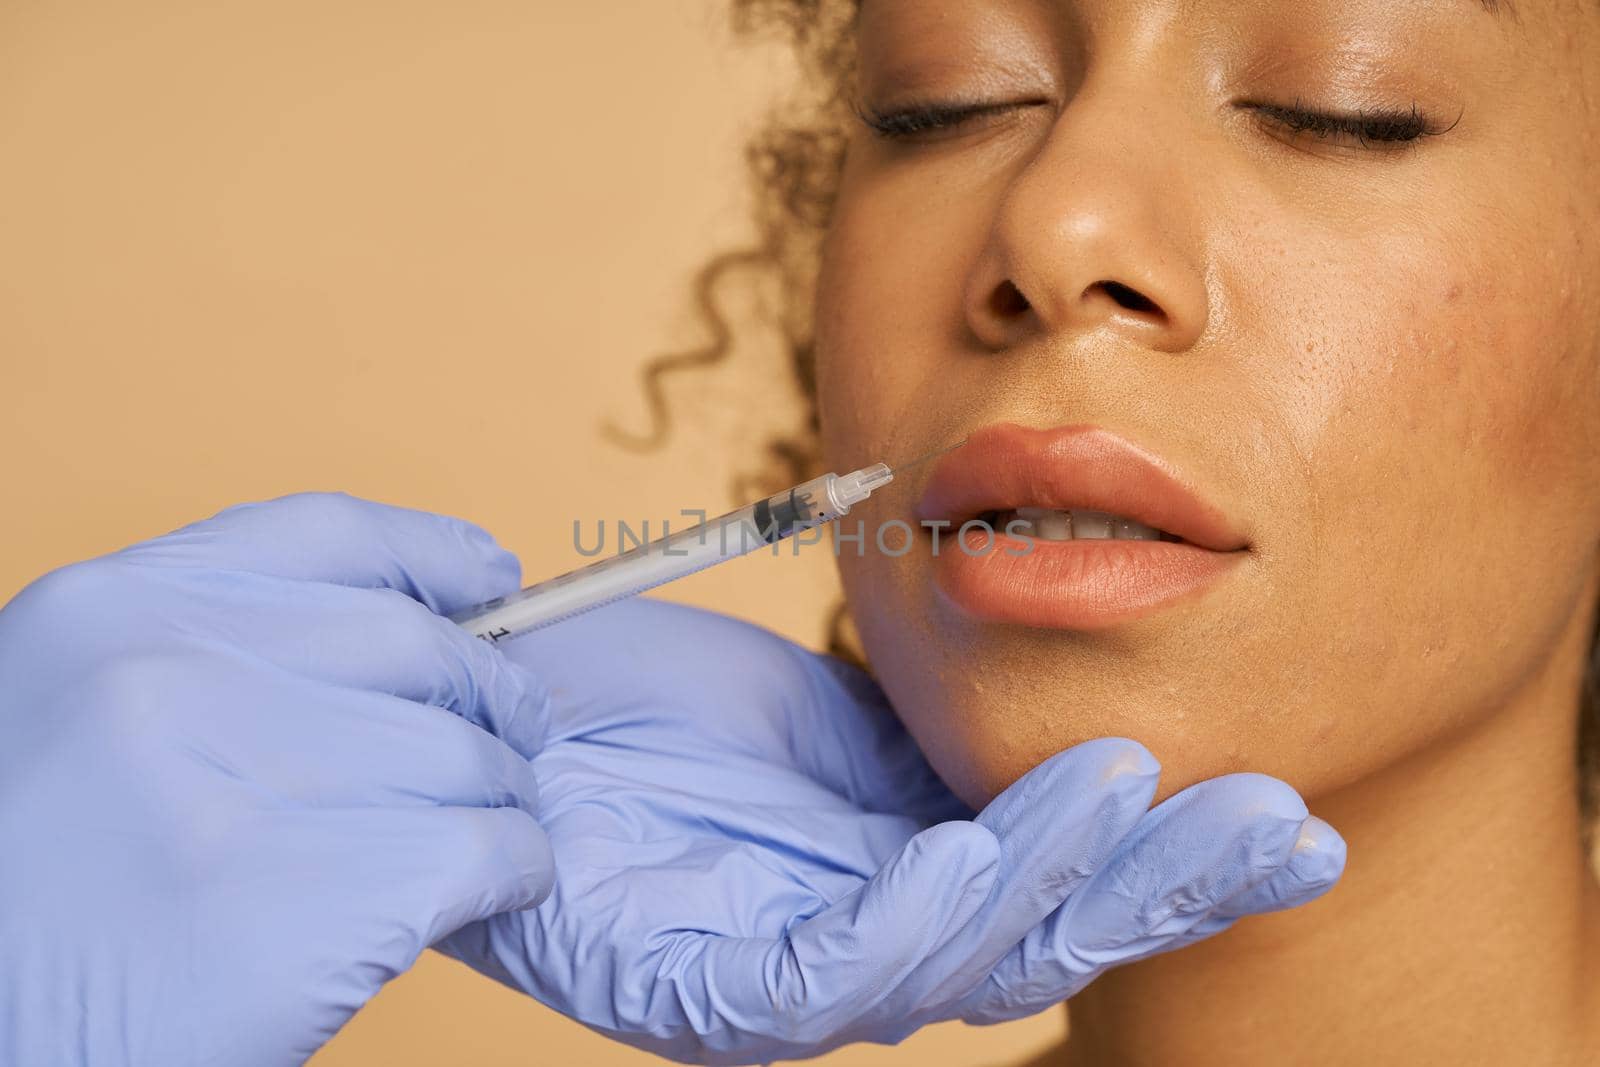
[1245,98,1463,149]
[854,99,1039,141]
[856,94,1462,153]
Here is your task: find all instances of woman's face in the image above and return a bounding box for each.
[814,0,1600,809]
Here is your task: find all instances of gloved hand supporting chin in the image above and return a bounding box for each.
[438,598,1346,1064]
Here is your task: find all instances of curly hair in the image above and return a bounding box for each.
[609,0,1600,849]
[604,0,853,502]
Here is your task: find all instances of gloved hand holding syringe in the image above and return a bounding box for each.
[452,439,966,643]
[0,472,1345,1067]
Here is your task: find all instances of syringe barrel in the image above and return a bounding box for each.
[451,473,851,642]
[752,472,854,538]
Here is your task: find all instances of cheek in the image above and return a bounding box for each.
[814,151,996,465]
[1241,204,1600,773]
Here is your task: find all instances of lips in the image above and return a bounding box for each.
[912,422,1250,629]
[916,423,1249,551]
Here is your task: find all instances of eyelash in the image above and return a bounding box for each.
[855,100,1020,140]
[857,97,1459,149]
[1246,96,1459,148]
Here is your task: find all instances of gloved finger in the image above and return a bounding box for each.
[1202,813,1346,918]
[138,806,550,1067]
[959,771,1308,1022]
[657,820,1002,1060]
[140,654,542,818]
[112,491,520,616]
[160,569,549,756]
[905,738,1161,1009]
[508,598,969,821]
[276,806,555,962]
[1128,815,1347,956]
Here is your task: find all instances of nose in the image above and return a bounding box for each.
[962,93,1210,355]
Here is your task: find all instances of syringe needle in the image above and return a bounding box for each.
[453,442,961,642]
[887,436,969,476]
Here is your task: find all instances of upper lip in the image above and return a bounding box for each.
[914,422,1250,552]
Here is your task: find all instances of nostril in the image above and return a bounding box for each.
[1098,280,1160,314]
[988,280,1031,318]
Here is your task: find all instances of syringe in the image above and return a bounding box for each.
[450,440,965,644]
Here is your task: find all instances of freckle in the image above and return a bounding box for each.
[1444,282,1463,304]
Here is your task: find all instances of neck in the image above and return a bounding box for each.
[1060,600,1600,1067]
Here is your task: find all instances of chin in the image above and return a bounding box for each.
[860,630,1314,813]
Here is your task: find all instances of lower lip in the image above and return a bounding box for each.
[930,526,1247,630]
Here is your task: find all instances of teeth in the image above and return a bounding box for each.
[1113,516,1164,541]
[1070,510,1114,540]
[1019,506,1073,540]
[1009,507,1168,542]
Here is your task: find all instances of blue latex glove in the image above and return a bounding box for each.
[0,493,553,1066]
[440,597,1347,1064]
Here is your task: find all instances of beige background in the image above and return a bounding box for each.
[0,2,1065,1063]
